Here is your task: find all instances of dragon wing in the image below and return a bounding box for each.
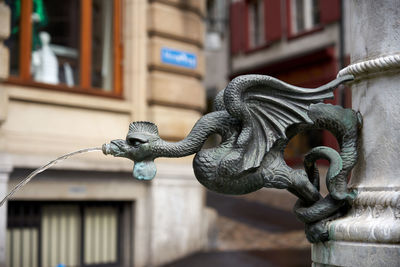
[222,74,353,172]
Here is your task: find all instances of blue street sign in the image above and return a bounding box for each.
[161,47,197,69]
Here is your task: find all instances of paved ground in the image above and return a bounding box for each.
[163,249,311,267]
[164,189,312,267]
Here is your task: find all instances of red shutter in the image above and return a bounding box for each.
[264,0,282,42]
[230,1,246,54]
[319,0,340,24]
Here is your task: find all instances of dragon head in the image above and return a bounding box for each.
[103,121,161,180]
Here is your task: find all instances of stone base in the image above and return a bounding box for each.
[327,190,400,243]
[312,241,400,267]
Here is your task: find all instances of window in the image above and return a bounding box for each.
[7,201,131,267]
[5,0,122,97]
[290,0,320,34]
[248,0,265,48]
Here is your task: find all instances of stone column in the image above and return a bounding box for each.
[312,1,400,266]
[0,156,12,267]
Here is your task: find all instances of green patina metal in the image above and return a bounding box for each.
[103,74,362,243]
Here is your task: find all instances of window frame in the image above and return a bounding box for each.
[6,0,123,98]
[247,0,266,50]
[287,0,323,39]
[240,0,283,54]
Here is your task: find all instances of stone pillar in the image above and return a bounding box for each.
[0,156,12,267]
[312,1,400,266]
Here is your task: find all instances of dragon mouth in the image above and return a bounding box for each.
[102,139,131,157]
[103,140,157,180]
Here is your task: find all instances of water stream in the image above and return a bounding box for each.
[0,147,102,207]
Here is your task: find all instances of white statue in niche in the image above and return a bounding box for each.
[31,31,59,84]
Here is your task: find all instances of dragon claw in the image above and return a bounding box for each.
[305,221,329,243]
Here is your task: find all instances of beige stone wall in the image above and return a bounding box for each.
[0,86,133,171]
[0,2,10,266]
[0,1,10,125]
[148,2,204,45]
[145,1,208,265]
[148,71,205,110]
[147,0,206,142]
[0,1,209,266]
[0,0,148,171]
[0,2,10,81]
[124,0,148,121]
[0,0,206,164]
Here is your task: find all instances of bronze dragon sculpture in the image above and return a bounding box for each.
[103,74,362,243]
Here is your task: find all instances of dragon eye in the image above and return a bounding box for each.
[127,137,145,147]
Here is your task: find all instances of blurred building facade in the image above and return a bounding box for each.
[0,1,212,267]
[205,0,351,163]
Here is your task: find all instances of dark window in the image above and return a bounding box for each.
[7,201,132,267]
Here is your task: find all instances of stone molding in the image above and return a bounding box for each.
[150,0,206,18]
[337,53,400,78]
[5,85,132,114]
[328,190,400,243]
[148,2,204,47]
[312,241,400,267]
